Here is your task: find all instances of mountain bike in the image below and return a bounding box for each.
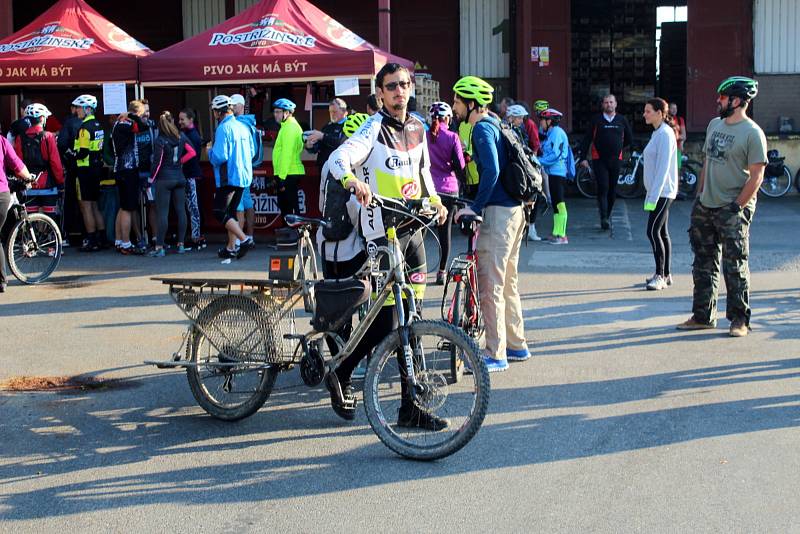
[439,195,483,384]
[148,195,489,461]
[1,175,62,284]
[759,149,793,198]
[616,150,644,199]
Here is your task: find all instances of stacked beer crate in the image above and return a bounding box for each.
[414,75,440,115]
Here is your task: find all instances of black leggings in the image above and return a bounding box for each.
[549,174,565,210]
[0,192,12,285]
[437,195,456,270]
[646,197,673,276]
[529,194,545,224]
[277,175,300,221]
[592,158,621,220]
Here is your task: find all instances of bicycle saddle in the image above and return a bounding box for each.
[285,214,328,228]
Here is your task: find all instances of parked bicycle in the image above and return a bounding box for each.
[1,175,62,284]
[759,149,793,197]
[616,150,644,199]
[439,195,484,384]
[676,154,701,200]
[147,194,489,461]
[571,145,597,199]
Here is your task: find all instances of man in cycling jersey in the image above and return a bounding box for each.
[452,75,530,373]
[327,62,448,430]
[73,94,108,252]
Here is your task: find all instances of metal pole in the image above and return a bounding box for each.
[378,0,391,53]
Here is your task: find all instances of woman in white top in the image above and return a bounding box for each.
[642,97,679,291]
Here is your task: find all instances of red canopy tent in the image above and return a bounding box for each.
[139,0,413,87]
[0,0,151,86]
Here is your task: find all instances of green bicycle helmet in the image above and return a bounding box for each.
[717,76,758,100]
[342,112,369,138]
[533,99,550,112]
[453,76,494,107]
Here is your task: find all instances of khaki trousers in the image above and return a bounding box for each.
[476,204,527,359]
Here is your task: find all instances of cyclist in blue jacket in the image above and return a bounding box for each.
[538,109,570,245]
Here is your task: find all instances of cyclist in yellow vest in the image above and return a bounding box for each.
[72,94,107,251]
[272,98,305,226]
[458,120,480,199]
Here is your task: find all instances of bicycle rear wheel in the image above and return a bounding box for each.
[759,167,792,197]
[6,213,62,284]
[363,320,490,461]
[575,166,597,198]
[186,295,279,421]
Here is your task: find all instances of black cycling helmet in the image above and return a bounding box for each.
[717,76,759,100]
[717,76,758,118]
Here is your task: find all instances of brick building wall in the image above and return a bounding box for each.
[753,75,800,134]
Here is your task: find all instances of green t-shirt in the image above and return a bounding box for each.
[701,116,767,208]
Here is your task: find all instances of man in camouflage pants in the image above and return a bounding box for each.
[677,77,767,337]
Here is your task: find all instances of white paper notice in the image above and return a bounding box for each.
[334,77,360,96]
[102,83,127,115]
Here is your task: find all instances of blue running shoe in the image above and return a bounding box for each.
[465,354,509,374]
[506,347,531,361]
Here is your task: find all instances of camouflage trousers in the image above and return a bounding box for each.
[689,201,754,325]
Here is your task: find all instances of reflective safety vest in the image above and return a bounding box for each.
[458,121,479,186]
[74,115,104,171]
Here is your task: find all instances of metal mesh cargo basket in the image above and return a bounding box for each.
[169,282,297,365]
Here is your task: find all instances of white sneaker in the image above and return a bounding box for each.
[646,275,667,291]
[527,224,542,241]
[645,273,672,286]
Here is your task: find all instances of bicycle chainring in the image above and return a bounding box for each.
[300,345,326,387]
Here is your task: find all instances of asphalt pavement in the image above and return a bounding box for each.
[1,195,799,532]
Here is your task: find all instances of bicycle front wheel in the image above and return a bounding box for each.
[759,167,792,197]
[186,295,279,421]
[6,213,62,284]
[575,166,597,198]
[363,320,490,461]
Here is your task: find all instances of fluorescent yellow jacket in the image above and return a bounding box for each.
[458,121,479,186]
[273,116,305,179]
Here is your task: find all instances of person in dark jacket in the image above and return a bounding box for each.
[579,94,634,230]
[178,108,206,249]
[148,111,196,257]
[111,100,149,254]
[304,97,348,167]
[57,100,84,246]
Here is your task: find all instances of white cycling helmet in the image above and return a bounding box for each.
[229,94,246,106]
[506,104,528,118]
[25,103,52,119]
[211,94,232,111]
[429,101,453,118]
[74,94,97,109]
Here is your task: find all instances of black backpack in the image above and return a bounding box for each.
[20,132,53,188]
[321,170,355,241]
[483,119,543,202]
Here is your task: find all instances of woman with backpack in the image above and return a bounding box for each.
[538,108,570,245]
[148,111,196,257]
[426,102,466,284]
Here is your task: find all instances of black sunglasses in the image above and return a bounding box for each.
[383,80,412,91]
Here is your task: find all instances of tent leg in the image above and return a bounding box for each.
[370,78,376,94]
[134,84,140,100]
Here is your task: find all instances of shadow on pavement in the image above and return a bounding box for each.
[2,356,800,518]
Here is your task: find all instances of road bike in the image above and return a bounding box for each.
[439,195,483,384]
[147,195,489,461]
[1,175,62,284]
